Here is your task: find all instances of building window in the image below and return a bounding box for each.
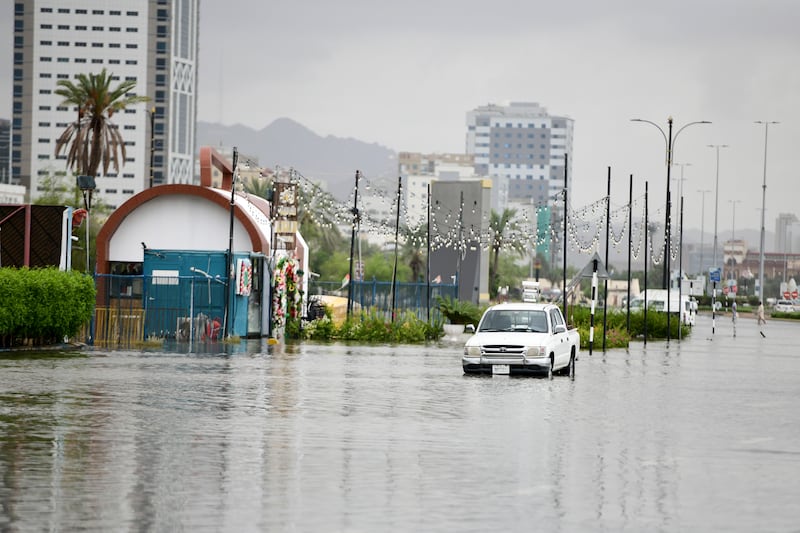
[91,59,103,64]
[76,25,87,31]
[110,27,121,32]
[109,59,120,64]
[75,9,86,14]
[92,9,104,15]
[92,42,103,47]
[110,10,121,15]
[75,58,86,63]
[40,56,52,62]
[126,43,137,49]
[126,27,138,32]
[109,43,121,48]
[127,11,139,16]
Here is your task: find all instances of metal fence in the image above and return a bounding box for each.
[83,275,459,347]
[92,273,226,347]
[307,279,458,322]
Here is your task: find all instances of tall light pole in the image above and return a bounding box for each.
[707,144,729,276]
[729,199,742,282]
[632,117,710,341]
[672,162,691,274]
[697,189,711,274]
[756,121,779,301]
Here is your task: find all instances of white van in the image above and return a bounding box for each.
[629,289,697,326]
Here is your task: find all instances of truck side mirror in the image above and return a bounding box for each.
[554,324,567,334]
[465,324,475,334]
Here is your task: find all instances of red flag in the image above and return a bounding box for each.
[72,208,88,227]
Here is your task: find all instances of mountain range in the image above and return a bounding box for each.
[196,118,397,201]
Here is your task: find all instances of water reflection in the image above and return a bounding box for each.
[1,316,799,531]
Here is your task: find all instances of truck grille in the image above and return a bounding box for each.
[482,344,525,357]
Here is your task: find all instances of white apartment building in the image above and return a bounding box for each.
[397,152,478,227]
[11,0,198,208]
[466,102,573,212]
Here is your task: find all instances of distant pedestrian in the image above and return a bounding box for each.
[757,301,767,337]
[731,300,738,337]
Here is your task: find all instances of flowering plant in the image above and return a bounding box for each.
[272,256,304,337]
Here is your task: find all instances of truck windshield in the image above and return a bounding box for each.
[478,310,548,332]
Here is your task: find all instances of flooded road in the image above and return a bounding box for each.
[1,314,799,531]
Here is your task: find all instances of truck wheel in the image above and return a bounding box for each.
[547,356,554,379]
[567,349,576,377]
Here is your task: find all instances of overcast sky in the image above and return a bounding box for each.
[2,0,798,237]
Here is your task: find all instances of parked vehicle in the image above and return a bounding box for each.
[774,299,796,312]
[628,289,697,326]
[462,303,580,377]
[521,280,541,303]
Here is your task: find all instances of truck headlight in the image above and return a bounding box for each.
[526,346,546,357]
[464,345,481,357]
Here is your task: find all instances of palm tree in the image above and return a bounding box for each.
[400,224,427,282]
[54,69,149,177]
[489,208,526,296]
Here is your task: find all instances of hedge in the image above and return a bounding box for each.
[0,267,95,347]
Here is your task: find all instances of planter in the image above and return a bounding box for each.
[443,324,466,338]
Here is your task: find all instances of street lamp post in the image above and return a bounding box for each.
[631,117,710,341]
[729,199,742,282]
[697,189,711,274]
[77,175,96,272]
[149,106,156,189]
[672,162,691,275]
[756,121,779,302]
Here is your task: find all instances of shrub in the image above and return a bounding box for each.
[0,267,95,347]
[298,307,442,343]
[435,295,482,325]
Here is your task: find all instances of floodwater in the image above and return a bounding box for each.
[1,314,799,532]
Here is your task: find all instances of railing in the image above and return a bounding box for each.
[308,279,458,322]
[79,275,459,346]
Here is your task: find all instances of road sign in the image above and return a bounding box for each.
[709,268,721,283]
[784,291,791,299]
[793,291,799,299]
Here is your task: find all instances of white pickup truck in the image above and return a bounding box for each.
[462,302,580,377]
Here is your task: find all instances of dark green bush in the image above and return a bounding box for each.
[0,267,95,347]
[435,295,483,325]
[568,306,689,347]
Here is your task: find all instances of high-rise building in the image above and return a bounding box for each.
[11,0,198,208]
[0,119,10,184]
[775,212,799,253]
[466,102,573,211]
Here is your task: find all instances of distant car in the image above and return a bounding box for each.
[774,299,795,312]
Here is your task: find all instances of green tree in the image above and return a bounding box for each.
[54,69,149,177]
[489,208,526,297]
[399,224,427,282]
